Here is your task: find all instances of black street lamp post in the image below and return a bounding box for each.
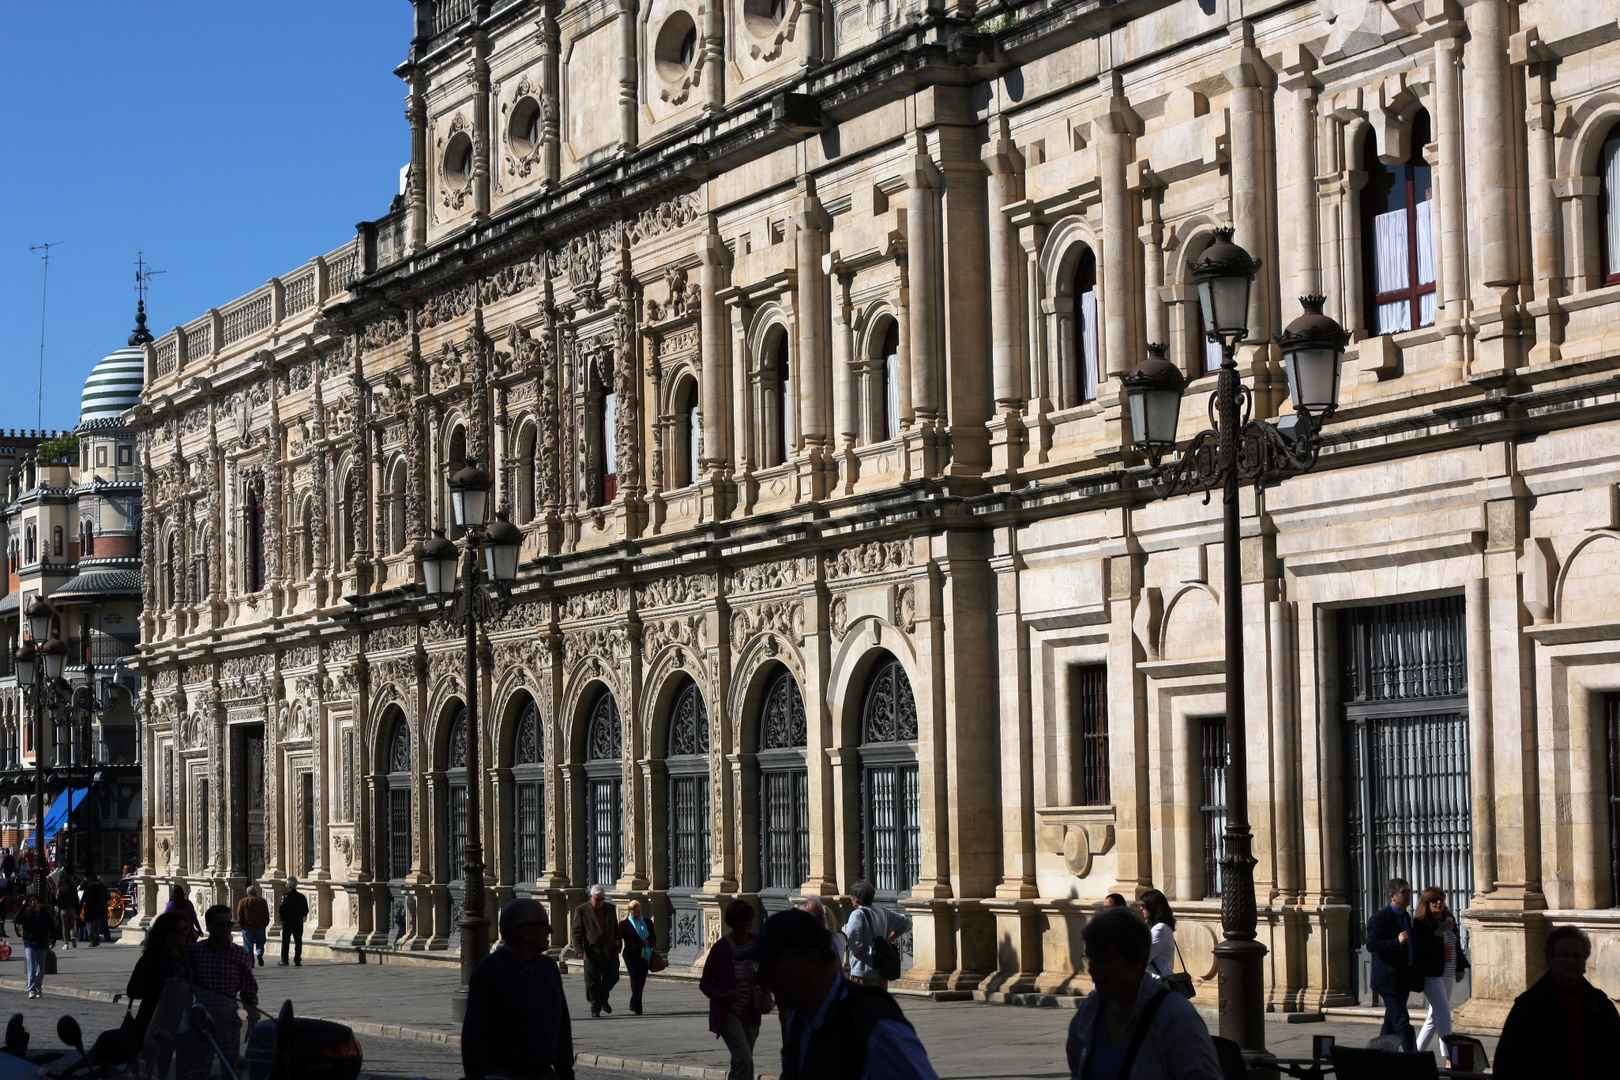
[1123,228,1348,1052]
[422,458,522,1022]
[15,598,70,906]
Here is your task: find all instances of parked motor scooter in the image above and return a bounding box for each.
[243,1001,361,1080]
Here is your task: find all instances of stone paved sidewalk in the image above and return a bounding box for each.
[0,942,1495,1079]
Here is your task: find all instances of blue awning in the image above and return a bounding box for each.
[24,786,89,847]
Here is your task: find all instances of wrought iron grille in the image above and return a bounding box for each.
[863,763,920,893]
[761,671,807,749]
[299,772,315,877]
[1199,717,1228,899]
[388,788,411,879]
[1075,664,1110,805]
[588,694,621,761]
[515,781,542,882]
[448,708,467,768]
[590,777,623,886]
[862,657,918,743]
[1340,596,1471,998]
[1610,695,1620,907]
[447,784,468,876]
[515,702,542,764]
[669,775,710,888]
[669,683,710,756]
[195,777,210,869]
[243,730,265,881]
[390,721,412,774]
[761,768,809,890]
[1340,596,1467,702]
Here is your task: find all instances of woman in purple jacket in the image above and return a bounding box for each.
[700,899,773,1080]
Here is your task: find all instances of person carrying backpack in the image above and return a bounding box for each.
[844,880,909,989]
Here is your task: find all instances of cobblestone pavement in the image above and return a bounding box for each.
[0,943,1496,1079]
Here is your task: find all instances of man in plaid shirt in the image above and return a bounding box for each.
[186,904,259,1013]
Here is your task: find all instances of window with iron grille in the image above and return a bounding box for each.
[300,772,315,877]
[385,719,412,880]
[1072,664,1110,806]
[586,692,624,887]
[861,654,920,894]
[1608,694,1620,906]
[512,700,544,884]
[1199,717,1227,900]
[590,777,623,886]
[445,708,469,879]
[667,681,711,889]
[759,669,809,891]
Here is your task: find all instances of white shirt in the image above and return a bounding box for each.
[1148,922,1175,980]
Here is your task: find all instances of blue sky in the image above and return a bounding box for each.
[0,3,409,434]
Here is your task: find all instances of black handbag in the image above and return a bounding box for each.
[1165,941,1196,998]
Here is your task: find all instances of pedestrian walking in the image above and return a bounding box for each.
[18,894,56,1000]
[1136,889,1177,980]
[1412,886,1468,1057]
[0,847,14,881]
[278,876,308,966]
[618,898,656,1016]
[235,885,270,967]
[569,884,620,1017]
[845,879,910,989]
[746,908,940,1080]
[1102,893,1128,910]
[79,871,111,946]
[126,911,188,1045]
[798,897,847,967]
[1364,877,1421,1051]
[165,884,202,941]
[462,898,576,1080]
[1065,908,1222,1080]
[700,900,772,1080]
[1496,925,1620,1079]
[54,872,79,949]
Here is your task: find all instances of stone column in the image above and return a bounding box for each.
[698,224,731,472]
[1226,24,1277,342]
[701,0,724,112]
[538,3,561,184]
[617,0,638,154]
[1096,74,1139,383]
[1462,0,1522,381]
[830,267,857,492]
[471,30,492,221]
[794,185,831,453]
[1137,174,1166,346]
[1519,32,1562,364]
[1432,26,1469,367]
[985,117,1027,476]
[905,151,941,422]
[1279,48,1322,301]
[797,0,821,68]
[402,66,428,251]
[937,118,992,475]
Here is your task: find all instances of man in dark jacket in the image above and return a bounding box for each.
[278,876,309,967]
[79,872,111,945]
[569,885,620,1017]
[1496,925,1620,1079]
[1364,877,1420,1051]
[18,895,56,999]
[54,874,79,950]
[462,898,575,1080]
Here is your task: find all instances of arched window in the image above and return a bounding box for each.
[515,426,537,524]
[860,654,920,895]
[445,426,468,536]
[164,533,178,607]
[585,690,623,886]
[1602,126,1620,287]
[52,527,62,558]
[387,461,408,554]
[666,680,710,889]
[24,524,35,565]
[510,699,544,883]
[244,479,266,592]
[864,320,899,444]
[1364,111,1436,335]
[671,378,699,489]
[339,471,358,565]
[763,330,793,467]
[591,382,618,507]
[296,495,314,579]
[1072,248,1100,405]
[758,668,809,893]
[443,706,469,882]
[384,718,413,881]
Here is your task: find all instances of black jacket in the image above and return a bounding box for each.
[1496,973,1620,1080]
[279,889,309,925]
[18,908,56,949]
[80,879,111,920]
[127,951,183,1044]
[1364,904,1420,995]
[461,946,575,1080]
[1411,917,1469,979]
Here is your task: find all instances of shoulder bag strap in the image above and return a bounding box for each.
[1118,987,1171,1080]
[1174,938,1189,974]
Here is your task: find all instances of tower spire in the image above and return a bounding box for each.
[129,251,163,346]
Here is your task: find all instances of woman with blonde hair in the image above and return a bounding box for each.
[1412,886,1469,1055]
[797,896,847,966]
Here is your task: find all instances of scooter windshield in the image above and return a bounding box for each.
[134,980,255,1080]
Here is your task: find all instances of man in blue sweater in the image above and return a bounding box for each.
[462,898,575,1080]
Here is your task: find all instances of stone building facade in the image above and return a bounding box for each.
[130,0,1620,1024]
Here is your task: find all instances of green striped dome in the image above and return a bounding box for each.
[80,346,145,424]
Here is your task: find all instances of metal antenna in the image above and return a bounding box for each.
[132,251,164,345]
[29,241,64,431]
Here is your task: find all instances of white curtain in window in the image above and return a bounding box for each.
[1378,301,1412,335]
[687,403,700,485]
[1415,200,1435,287]
[884,350,899,439]
[1606,136,1620,278]
[1374,208,1409,293]
[602,393,617,476]
[1203,331,1223,375]
[1080,289,1099,402]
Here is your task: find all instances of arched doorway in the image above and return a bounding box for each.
[442,705,469,948]
[758,668,808,913]
[665,678,711,965]
[584,690,624,888]
[859,654,919,896]
[382,716,413,944]
[509,699,544,885]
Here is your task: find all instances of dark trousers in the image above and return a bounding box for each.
[625,955,648,1013]
[281,921,304,964]
[1380,991,1416,1051]
[583,953,619,1013]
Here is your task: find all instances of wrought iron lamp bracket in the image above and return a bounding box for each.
[433,535,512,630]
[1144,400,1331,500]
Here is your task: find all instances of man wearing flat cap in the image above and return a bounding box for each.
[741,908,940,1080]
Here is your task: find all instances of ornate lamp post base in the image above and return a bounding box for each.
[1214,937,1267,1049]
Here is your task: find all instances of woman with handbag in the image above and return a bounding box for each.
[619,899,658,1016]
[1413,886,1469,1055]
[125,911,189,1044]
[1137,890,1196,996]
[700,899,772,1080]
